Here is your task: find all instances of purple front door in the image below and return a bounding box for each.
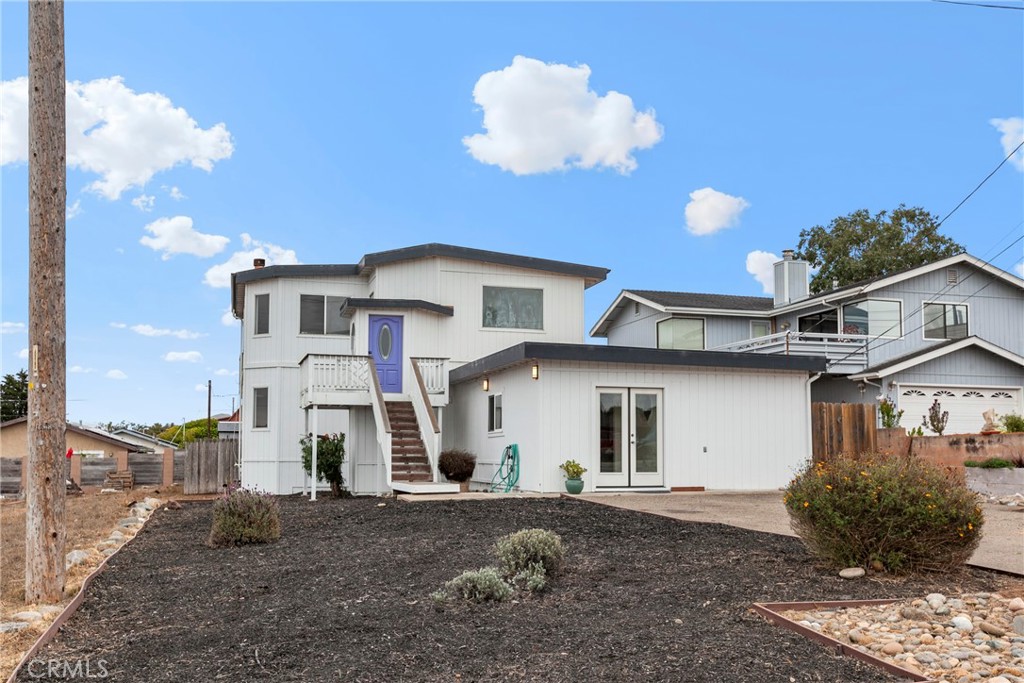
[369,315,403,393]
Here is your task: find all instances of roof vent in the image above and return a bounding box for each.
[946,268,958,285]
[253,258,266,269]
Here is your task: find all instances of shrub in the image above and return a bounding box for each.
[438,449,476,482]
[300,432,347,497]
[878,396,903,429]
[509,561,548,593]
[559,460,586,479]
[494,528,565,577]
[784,455,983,574]
[964,457,1013,469]
[434,568,513,603]
[1000,413,1024,433]
[922,399,949,436]
[209,488,281,547]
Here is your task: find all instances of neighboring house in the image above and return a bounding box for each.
[592,251,1024,435]
[0,418,141,459]
[231,243,823,496]
[110,428,178,453]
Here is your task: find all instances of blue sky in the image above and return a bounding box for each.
[2,1,1022,426]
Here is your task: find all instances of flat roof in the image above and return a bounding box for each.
[449,342,826,383]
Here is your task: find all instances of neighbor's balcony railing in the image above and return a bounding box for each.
[710,331,869,374]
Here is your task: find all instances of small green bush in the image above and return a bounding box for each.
[300,432,347,497]
[435,568,513,603]
[494,528,565,577]
[1000,413,1024,433]
[784,455,983,574]
[209,488,281,547]
[964,457,1013,469]
[510,561,548,593]
[438,449,476,482]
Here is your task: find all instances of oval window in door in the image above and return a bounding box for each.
[378,324,392,360]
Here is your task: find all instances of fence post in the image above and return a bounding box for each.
[70,454,81,485]
[162,447,175,487]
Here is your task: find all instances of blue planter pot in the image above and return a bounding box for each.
[564,478,584,494]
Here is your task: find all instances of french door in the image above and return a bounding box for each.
[596,388,663,488]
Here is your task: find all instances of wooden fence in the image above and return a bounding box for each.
[80,457,118,487]
[184,440,238,495]
[0,447,187,496]
[1,458,22,495]
[811,402,877,462]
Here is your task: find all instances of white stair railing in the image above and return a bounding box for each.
[366,358,393,486]
[408,357,441,482]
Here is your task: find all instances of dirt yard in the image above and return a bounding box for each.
[15,496,1020,682]
[0,486,177,678]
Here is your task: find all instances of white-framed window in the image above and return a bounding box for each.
[841,299,902,338]
[254,294,270,336]
[923,303,968,340]
[299,295,348,335]
[253,387,269,429]
[482,287,543,330]
[488,394,503,432]
[750,320,771,339]
[657,317,705,350]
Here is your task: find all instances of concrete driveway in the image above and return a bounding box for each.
[580,491,1023,576]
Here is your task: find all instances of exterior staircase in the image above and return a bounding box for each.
[386,401,432,482]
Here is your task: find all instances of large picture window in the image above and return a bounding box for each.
[299,295,348,335]
[798,311,838,334]
[657,317,704,350]
[841,300,901,338]
[253,387,269,429]
[482,287,543,330]
[924,303,968,340]
[254,294,269,335]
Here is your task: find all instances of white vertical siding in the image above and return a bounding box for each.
[606,302,659,347]
[451,362,812,493]
[349,407,387,495]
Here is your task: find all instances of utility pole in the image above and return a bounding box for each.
[25,0,67,604]
[206,380,212,438]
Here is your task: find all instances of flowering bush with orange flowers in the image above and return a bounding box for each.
[784,455,984,574]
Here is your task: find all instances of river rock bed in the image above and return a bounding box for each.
[781,593,1024,683]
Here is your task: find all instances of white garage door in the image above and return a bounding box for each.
[898,385,1022,435]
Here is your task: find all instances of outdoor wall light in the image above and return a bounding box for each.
[531,364,539,380]
[482,377,489,392]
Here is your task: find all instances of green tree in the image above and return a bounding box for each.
[300,432,347,497]
[796,205,964,294]
[158,418,218,446]
[1,369,29,422]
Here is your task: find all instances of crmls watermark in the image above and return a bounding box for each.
[26,658,109,679]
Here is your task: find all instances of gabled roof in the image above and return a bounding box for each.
[449,342,825,383]
[772,253,1024,316]
[849,336,1024,381]
[110,428,179,450]
[591,289,773,337]
[231,243,609,318]
[0,418,143,451]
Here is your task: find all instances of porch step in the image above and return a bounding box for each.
[385,400,431,483]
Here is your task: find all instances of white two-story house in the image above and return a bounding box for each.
[592,251,1024,435]
[231,244,823,496]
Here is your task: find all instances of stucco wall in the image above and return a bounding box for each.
[876,427,1024,469]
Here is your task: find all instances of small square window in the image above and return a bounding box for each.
[488,394,502,432]
[750,320,771,339]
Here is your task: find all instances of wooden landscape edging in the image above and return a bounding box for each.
[4,507,164,683]
[751,600,936,683]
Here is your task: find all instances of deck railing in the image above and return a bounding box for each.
[412,357,448,395]
[300,354,371,402]
[710,331,870,372]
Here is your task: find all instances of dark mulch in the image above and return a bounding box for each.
[19,497,1006,682]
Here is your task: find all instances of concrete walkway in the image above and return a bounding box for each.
[580,491,1024,575]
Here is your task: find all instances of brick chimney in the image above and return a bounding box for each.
[253,258,266,269]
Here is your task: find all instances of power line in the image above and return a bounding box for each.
[937,138,1024,229]
[931,0,1024,9]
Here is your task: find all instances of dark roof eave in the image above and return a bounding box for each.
[450,342,825,383]
[341,298,454,317]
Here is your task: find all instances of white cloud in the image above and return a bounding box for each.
[130,323,205,340]
[195,384,207,392]
[1,76,234,199]
[684,187,751,236]
[221,308,239,326]
[214,368,232,376]
[2,322,26,334]
[991,117,1024,171]
[204,233,299,288]
[109,322,127,329]
[18,348,28,360]
[140,215,229,260]
[131,194,155,212]
[168,186,186,201]
[163,351,203,363]
[106,369,127,380]
[463,56,663,175]
[66,199,82,220]
[69,365,96,374]
[746,251,779,295]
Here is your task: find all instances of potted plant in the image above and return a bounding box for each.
[438,449,476,492]
[559,459,587,494]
